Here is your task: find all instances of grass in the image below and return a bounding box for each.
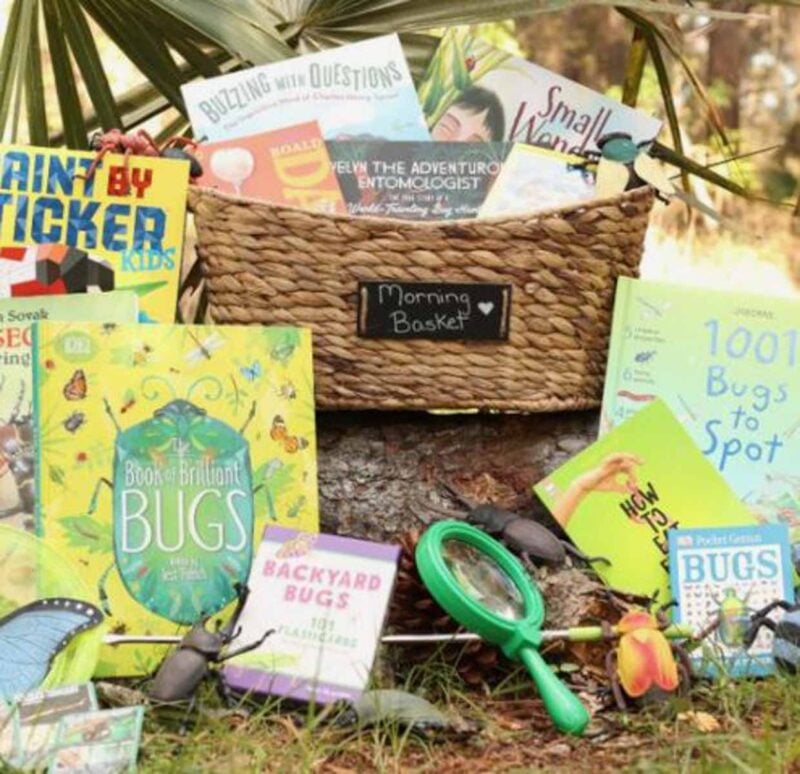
[131,648,800,773]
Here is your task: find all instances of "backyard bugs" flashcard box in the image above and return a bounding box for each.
[0,144,190,323]
[223,527,399,704]
[669,524,793,677]
[33,321,318,676]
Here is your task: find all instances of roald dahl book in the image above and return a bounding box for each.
[419,29,661,153]
[0,144,189,323]
[182,34,429,143]
[196,122,346,213]
[534,400,757,600]
[601,278,800,537]
[33,321,318,676]
[0,292,138,533]
[224,527,399,704]
[669,524,793,677]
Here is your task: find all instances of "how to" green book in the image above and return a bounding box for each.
[534,400,757,600]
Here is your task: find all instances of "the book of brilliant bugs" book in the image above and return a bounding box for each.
[33,321,318,676]
[0,144,189,323]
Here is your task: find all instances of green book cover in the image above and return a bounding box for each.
[0,292,138,532]
[534,399,757,599]
[34,321,318,677]
[601,278,800,538]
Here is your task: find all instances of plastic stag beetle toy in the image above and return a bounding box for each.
[438,480,608,568]
[149,584,272,710]
[743,599,800,673]
[603,604,693,710]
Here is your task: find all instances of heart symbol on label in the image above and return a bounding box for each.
[478,302,494,316]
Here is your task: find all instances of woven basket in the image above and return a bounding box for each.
[186,185,654,411]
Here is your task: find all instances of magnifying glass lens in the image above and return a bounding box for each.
[441,538,525,622]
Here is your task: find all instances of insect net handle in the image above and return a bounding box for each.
[518,647,589,736]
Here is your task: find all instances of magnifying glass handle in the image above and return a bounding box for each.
[519,647,590,736]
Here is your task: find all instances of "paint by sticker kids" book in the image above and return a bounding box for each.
[0,292,139,533]
[534,399,757,601]
[0,144,189,323]
[669,524,793,677]
[601,278,800,538]
[33,321,318,676]
[224,527,399,704]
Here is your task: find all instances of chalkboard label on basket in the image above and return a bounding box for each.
[357,281,511,341]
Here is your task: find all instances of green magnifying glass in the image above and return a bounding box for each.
[416,520,590,735]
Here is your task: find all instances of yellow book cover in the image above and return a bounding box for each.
[34,321,318,676]
[0,292,139,534]
[0,144,189,323]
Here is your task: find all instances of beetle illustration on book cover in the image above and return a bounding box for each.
[36,322,318,675]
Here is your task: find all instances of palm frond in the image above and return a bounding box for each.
[0,0,786,203]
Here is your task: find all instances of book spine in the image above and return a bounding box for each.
[598,277,631,436]
[31,321,42,536]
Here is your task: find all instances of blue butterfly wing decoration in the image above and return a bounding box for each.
[0,598,103,700]
[240,361,262,382]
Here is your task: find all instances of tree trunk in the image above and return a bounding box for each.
[706,4,751,130]
[317,409,598,541]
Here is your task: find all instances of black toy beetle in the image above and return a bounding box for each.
[149,584,273,710]
[743,599,800,673]
[439,481,609,567]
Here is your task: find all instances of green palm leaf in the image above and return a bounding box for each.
[0,0,784,200]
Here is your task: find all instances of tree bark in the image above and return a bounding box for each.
[706,4,752,130]
[317,409,598,541]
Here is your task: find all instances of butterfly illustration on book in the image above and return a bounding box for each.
[63,370,87,401]
[186,331,225,363]
[0,598,103,700]
[239,361,262,382]
[270,415,308,454]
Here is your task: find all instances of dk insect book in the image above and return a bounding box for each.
[0,292,138,533]
[195,122,346,213]
[0,144,190,323]
[601,278,800,537]
[182,34,429,143]
[224,527,400,704]
[327,140,511,220]
[419,29,661,154]
[533,400,757,600]
[33,321,318,676]
[669,524,793,677]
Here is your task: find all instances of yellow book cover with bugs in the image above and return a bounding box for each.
[33,321,318,677]
[0,144,190,323]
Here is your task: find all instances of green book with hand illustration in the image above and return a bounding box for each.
[533,400,757,600]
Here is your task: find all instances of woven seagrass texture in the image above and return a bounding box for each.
[187,185,654,411]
